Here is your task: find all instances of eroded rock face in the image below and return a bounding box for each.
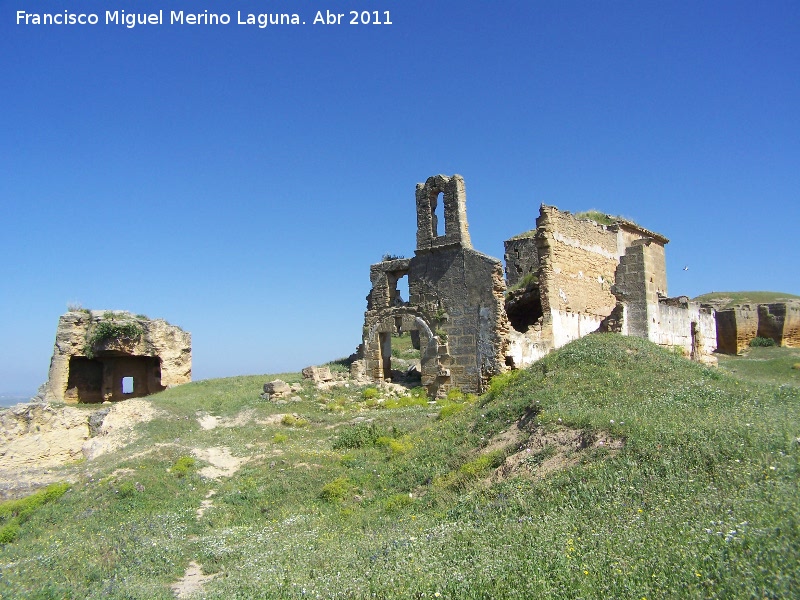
[0,399,158,499]
[42,310,191,403]
[0,403,90,470]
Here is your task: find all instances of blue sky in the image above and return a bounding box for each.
[2,0,798,395]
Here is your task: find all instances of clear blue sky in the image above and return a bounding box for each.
[2,0,798,395]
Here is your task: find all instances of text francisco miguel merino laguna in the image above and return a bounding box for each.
[16,9,394,28]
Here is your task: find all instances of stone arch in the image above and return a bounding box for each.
[363,308,449,395]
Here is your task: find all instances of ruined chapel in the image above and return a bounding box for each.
[352,174,717,398]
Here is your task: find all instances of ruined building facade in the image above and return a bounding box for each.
[356,174,717,397]
[42,310,191,403]
[356,175,509,397]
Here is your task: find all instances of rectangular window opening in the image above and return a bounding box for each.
[122,376,134,395]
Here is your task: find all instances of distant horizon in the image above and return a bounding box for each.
[0,393,35,407]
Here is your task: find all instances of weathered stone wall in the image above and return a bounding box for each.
[615,222,669,297]
[655,298,717,362]
[367,258,411,310]
[714,305,760,354]
[781,303,800,347]
[415,174,471,251]
[715,302,800,353]
[503,234,539,288]
[613,241,664,341]
[409,248,509,395]
[758,303,800,347]
[535,206,621,349]
[362,175,719,394]
[43,310,191,403]
[361,175,508,397]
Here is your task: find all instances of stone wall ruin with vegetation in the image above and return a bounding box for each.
[41,309,191,403]
[358,175,719,396]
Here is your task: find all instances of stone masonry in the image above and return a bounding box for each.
[42,310,191,403]
[714,302,800,353]
[358,175,718,397]
[357,175,509,397]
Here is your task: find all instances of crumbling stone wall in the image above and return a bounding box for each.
[654,297,717,362]
[360,176,719,396]
[535,206,619,348]
[613,240,667,340]
[714,305,760,354]
[715,302,800,353]
[360,175,508,397]
[503,233,538,288]
[43,310,191,403]
[506,206,714,366]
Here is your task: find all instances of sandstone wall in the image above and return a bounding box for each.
[655,300,717,362]
[535,206,620,349]
[408,248,509,395]
[715,302,800,353]
[613,242,664,341]
[44,310,191,403]
[714,305,759,354]
[415,174,471,251]
[361,175,508,397]
[758,303,800,347]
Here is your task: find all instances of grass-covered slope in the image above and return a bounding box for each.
[1,335,799,598]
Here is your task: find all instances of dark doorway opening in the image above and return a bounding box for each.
[66,355,165,402]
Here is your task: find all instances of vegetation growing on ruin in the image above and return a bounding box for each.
[1,335,799,597]
[83,316,144,359]
[575,209,617,225]
[507,271,539,293]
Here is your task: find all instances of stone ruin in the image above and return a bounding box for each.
[353,174,718,398]
[713,302,800,354]
[40,310,191,403]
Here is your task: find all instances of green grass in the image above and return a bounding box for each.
[1,335,799,598]
[390,331,421,360]
[693,290,800,308]
[718,345,800,388]
[575,209,617,225]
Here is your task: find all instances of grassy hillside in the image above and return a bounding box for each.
[693,290,800,309]
[1,335,799,598]
[718,345,800,388]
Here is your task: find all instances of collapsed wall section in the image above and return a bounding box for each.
[503,233,539,288]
